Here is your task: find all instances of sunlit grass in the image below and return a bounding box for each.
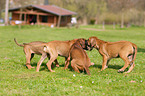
[0,25,145,95]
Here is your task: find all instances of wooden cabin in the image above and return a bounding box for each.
[9,5,76,27]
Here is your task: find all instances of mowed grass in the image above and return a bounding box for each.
[0,25,145,96]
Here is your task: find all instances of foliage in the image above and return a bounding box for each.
[1,0,145,26]
[49,0,107,25]
[0,0,5,18]
[0,25,145,95]
[49,0,144,26]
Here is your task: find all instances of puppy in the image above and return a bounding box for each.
[88,36,137,73]
[38,39,78,72]
[64,38,92,75]
[14,38,59,69]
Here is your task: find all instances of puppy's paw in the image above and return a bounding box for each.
[124,71,130,73]
[91,62,94,66]
[101,69,104,71]
[101,66,108,71]
[56,65,59,67]
[50,70,55,72]
[118,69,124,73]
[31,67,35,69]
[64,67,68,70]
[27,65,35,69]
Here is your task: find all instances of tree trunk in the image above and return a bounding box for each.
[102,21,105,30]
[82,16,88,25]
[19,8,22,20]
[121,13,124,28]
[0,12,1,19]
[57,15,61,27]
[144,12,145,27]
[44,0,49,5]
[113,22,115,29]
[18,8,23,29]
[5,0,9,26]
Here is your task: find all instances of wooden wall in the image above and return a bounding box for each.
[11,12,72,27]
[12,13,19,20]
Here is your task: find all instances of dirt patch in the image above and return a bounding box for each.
[0,24,5,26]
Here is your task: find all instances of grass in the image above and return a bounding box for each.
[0,25,145,96]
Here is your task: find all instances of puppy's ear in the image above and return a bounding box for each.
[90,38,96,46]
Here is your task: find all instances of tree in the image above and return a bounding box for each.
[5,0,9,26]
[3,0,144,26]
[44,0,49,5]
[0,0,6,19]
[9,0,44,8]
[49,0,107,25]
[107,0,134,28]
[136,0,145,27]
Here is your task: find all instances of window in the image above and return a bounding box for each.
[41,16,48,23]
[61,16,67,23]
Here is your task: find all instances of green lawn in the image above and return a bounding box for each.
[0,25,145,96]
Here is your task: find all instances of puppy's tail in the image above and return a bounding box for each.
[130,43,137,64]
[84,66,90,75]
[14,38,24,47]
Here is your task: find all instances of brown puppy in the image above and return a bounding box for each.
[14,38,59,69]
[88,36,137,73]
[38,39,78,72]
[64,38,92,75]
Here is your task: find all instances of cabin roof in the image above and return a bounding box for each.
[9,5,77,16]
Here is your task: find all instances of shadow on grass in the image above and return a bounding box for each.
[30,62,124,71]
[92,64,124,70]
[138,48,145,53]
[26,62,66,72]
[24,61,128,72]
